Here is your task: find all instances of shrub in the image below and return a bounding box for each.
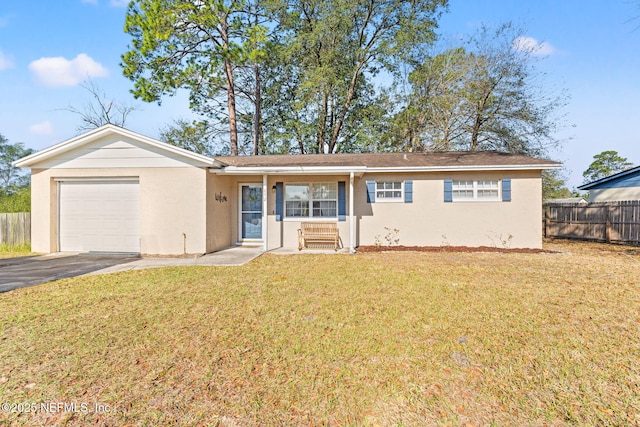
[0,187,31,212]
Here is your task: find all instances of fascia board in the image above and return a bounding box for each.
[210,163,560,175]
[210,166,367,175]
[363,164,561,173]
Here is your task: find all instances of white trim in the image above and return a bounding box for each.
[238,183,264,243]
[235,241,263,247]
[282,217,338,223]
[212,166,365,175]
[14,124,218,168]
[284,182,338,220]
[363,164,560,172]
[262,175,267,252]
[53,177,139,182]
[374,180,404,203]
[57,181,61,252]
[210,164,559,175]
[349,172,355,254]
[452,179,501,202]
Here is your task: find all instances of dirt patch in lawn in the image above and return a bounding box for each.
[357,245,554,253]
[358,238,640,255]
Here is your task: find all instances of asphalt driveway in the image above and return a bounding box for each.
[0,253,140,293]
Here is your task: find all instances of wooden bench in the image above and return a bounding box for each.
[297,222,340,251]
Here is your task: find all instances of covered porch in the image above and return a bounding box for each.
[208,167,364,254]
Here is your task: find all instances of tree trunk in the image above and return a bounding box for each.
[470,108,482,151]
[221,15,239,156]
[253,62,262,156]
[316,90,328,154]
[329,62,363,153]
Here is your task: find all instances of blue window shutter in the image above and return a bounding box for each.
[404,180,413,203]
[366,181,375,203]
[275,182,283,221]
[338,181,346,221]
[444,179,453,203]
[502,178,511,202]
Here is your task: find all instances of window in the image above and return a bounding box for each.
[452,180,500,201]
[477,180,499,199]
[366,180,413,203]
[285,183,337,218]
[376,181,403,201]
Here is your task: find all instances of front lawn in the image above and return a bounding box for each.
[0,240,638,426]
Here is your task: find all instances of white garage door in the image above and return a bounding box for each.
[59,180,140,253]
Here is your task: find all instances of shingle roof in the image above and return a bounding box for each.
[215,151,559,169]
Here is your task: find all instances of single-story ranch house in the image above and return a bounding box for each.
[15,125,560,255]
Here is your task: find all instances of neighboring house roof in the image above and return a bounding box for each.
[544,197,588,204]
[13,124,218,168]
[578,165,640,190]
[215,151,560,174]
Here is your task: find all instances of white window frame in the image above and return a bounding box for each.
[375,181,404,202]
[284,182,338,220]
[452,180,501,202]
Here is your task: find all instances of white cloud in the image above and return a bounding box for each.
[80,1,129,7]
[0,49,14,70]
[29,121,54,135]
[28,53,109,86]
[512,36,557,56]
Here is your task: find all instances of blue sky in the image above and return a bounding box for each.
[1,0,639,189]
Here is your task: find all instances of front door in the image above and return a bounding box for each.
[239,184,263,241]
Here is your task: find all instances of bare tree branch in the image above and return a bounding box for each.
[62,79,140,133]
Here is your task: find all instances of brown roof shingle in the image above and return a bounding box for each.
[215,151,559,169]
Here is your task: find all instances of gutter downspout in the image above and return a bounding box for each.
[262,174,268,252]
[349,171,355,253]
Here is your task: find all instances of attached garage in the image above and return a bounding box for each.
[16,126,214,255]
[58,179,140,253]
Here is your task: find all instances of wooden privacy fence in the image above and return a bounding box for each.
[544,201,640,245]
[0,212,31,246]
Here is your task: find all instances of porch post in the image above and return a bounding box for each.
[349,171,355,253]
[262,174,268,252]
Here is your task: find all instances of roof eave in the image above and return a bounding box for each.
[210,163,560,175]
[364,164,560,173]
[577,166,640,190]
[210,166,367,175]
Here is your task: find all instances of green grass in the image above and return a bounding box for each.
[0,243,32,258]
[0,240,638,426]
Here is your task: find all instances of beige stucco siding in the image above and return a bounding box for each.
[206,173,234,252]
[30,167,207,255]
[355,171,543,249]
[589,187,640,202]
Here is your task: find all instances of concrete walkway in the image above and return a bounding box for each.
[85,246,264,276]
[0,246,347,293]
